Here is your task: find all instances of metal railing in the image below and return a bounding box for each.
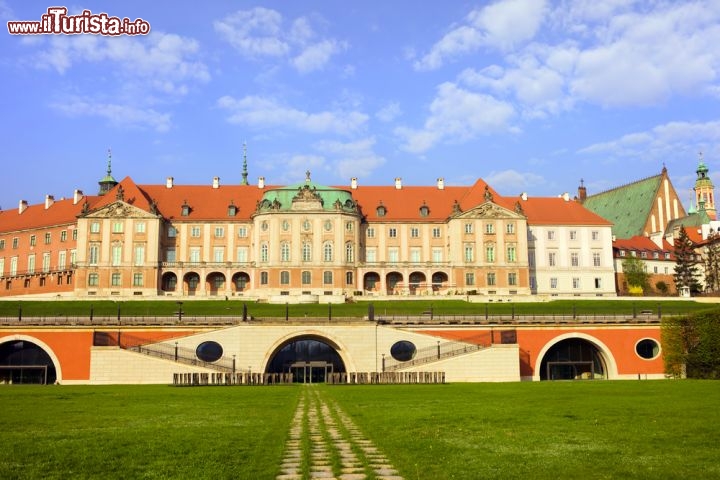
[384,337,490,372]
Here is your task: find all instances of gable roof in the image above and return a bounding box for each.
[581,173,662,238]
[0,196,96,232]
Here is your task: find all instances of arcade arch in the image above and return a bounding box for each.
[535,333,617,381]
[265,334,347,383]
[0,335,62,384]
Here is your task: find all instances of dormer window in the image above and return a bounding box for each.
[419,202,430,217]
[376,202,386,217]
[181,201,191,217]
[227,201,237,217]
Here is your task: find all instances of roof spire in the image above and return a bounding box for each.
[305,170,311,184]
[107,148,112,177]
[241,141,249,185]
[98,147,118,196]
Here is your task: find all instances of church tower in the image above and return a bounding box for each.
[98,148,118,195]
[694,152,716,219]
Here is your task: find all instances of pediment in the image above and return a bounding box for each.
[83,201,158,219]
[453,201,525,220]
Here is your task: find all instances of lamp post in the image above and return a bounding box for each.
[176,301,183,322]
[174,342,178,362]
[232,355,236,373]
[381,353,385,372]
[437,340,441,359]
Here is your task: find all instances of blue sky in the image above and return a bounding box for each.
[2,0,720,211]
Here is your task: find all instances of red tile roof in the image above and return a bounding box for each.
[0,196,96,232]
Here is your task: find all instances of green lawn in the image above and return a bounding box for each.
[0,298,715,319]
[1,382,718,479]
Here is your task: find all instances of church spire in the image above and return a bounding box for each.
[241,142,249,185]
[694,151,716,219]
[98,148,118,196]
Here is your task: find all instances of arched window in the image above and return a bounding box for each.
[260,243,268,262]
[324,242,333,262]
[280,242,290,262]
[302,243,312,262]
[345,242,354,263]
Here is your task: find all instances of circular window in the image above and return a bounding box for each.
[303,219,311,231]
[261,221,268,231]
[324,220,333,231]
[282,220,290,231]
[635,339,660,360]
[196,341,224,363]
[390,341,417,362]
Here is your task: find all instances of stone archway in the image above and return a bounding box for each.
[183,272,200,296]
[537,336,610,380]
[363,272,381,293]
[409,271,426,295]
[161,272,178,292]
[0,337,60,384]
[431,271,449,292]
[265,335,347,384]
[232,272,250,293]
[386,272,403,295]
[206,272,226,296]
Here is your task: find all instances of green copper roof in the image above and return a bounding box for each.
[582,174,662,239]
[257,181,357,213]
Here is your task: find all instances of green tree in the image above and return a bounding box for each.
[703,232,720,292]
[662,310,720,379]
[622,255,650,293]
[673,226,702,294]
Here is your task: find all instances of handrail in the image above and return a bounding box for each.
[384,337,490,372]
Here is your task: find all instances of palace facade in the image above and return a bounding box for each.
[0,163,617,300]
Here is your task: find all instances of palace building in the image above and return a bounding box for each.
[0,156,617,301]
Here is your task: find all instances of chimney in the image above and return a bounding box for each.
[212,176,220,189]
[351,177,358,189]
[18,200,28,214]
[166,177,174,189]
[73,189,84,205]
[561,192,570,201]
[520,192,528,201]
[258,176,265,189]
[45,195,55,210]
[437,177,445,190]
[395,177,402,190]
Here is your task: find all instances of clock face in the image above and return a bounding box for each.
[303,219,311,231]
[324,220,332,231]
[282,220,290,231]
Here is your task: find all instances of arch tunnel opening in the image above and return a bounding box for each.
[539,338,606,380]
[266,337,346,384]
[0,340,57,385]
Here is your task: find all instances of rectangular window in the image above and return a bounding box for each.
[506,223,515,234]
[60,231,67,242]
[301,271,311,285]
[10,257,18,275]
[44,232,51,244]
[487,272,496,286]
[485,245,495,263]
[112,222,123,233]
[166,248,176,262]
[465,223,473,234]
[133,273,143,287]
[237,247,248,263]
[28,254,35,274]
[529,251,535,266]
[0,258,4,275]
[366,248,376,263]
[214,227,225,238]
[111,273,121,286]
[530,276,536,290]
[111,245,122,266]
[280,271,290,285]
[432,227,441,238]
[12,237,19,249]
[547,230,555,240]
[366,227,375,238]
[58,251,66,269]
[571,252,579,267]
[88,273,99,286]
[410,227,420,238]
[595,277,602,289]
[134,245,145,266]
[189,247,201,263]
[591,230,599,241]
[410,247,421,263]
[388,228,397,238]
[191,226,201,238]
[213,247,224,263]
[464,244,474,262]
[465,272,475,286]
[485,223,494,234]
[237,226,248,238]
[507,245,516,262]
[550,277,558,289]
[323,271,333,285]
[593,252,601,267]
[135,222,146,234]
[548,251,557,267]
[388,247,399,263]
[70,249,76,266]
[569,230,577,240]
[640,251,647,258]
[572,277,581,289]
[260,271,269,285]
[664,253,670,260]
[167,226,177,238]
[72,229,78,240]
[30,235,36,247]
[89,245,99,265]
[653,266,658,273]
[42,253,50,272]
[508,272,517,286]
[432,247,442,263]
[346,271,353,285]
[0,239,4,250]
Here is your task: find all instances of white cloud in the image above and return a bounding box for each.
[315,138,386,179]
[484,169,546,193]
[395,82,516,153]
[51,98,171,132]
[215,8,345,73]
[414,0,547,70]
[217,95,368,135]
[376,102,402,122]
